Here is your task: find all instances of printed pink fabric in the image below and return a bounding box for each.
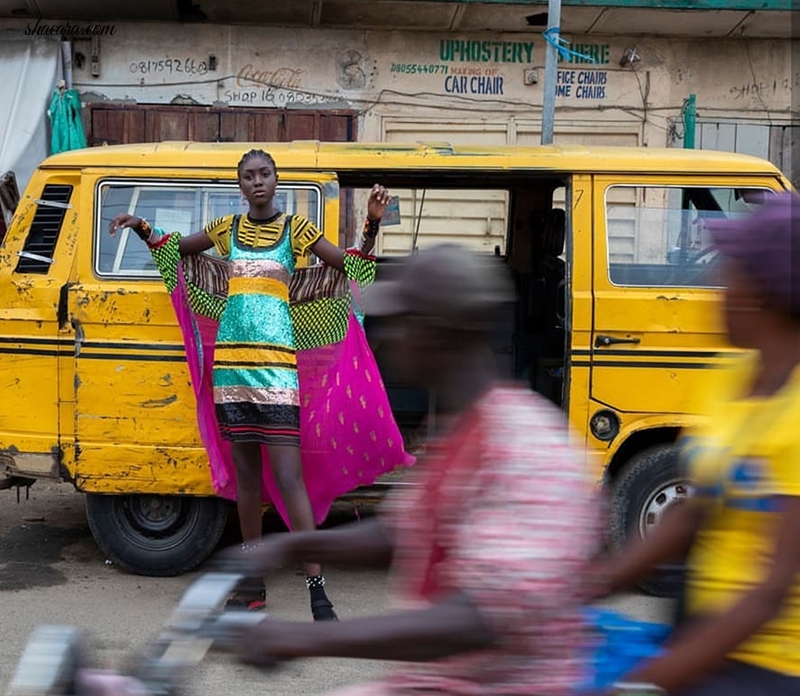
[380,386,599,695]
[173,262,414,528]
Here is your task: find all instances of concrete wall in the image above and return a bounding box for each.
[1,20,794,150]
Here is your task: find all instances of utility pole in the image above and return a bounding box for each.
[541,0,562,145]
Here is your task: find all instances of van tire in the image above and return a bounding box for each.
[85,493,229,577]
[608,444,691,598]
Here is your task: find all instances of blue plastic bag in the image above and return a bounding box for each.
[579,607,673,692]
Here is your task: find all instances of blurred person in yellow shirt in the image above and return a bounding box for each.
[596,192,800,695]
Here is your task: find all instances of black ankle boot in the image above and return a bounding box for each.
[307,575,338,621]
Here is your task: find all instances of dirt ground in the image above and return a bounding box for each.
[0,479,671,695]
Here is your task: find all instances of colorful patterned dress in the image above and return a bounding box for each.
[147,214,414,527]
[203,212,321,446]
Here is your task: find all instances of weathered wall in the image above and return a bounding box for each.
[1,20,794,150]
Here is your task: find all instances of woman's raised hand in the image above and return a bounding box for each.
[109,213,145,237]
[367,184,391,221]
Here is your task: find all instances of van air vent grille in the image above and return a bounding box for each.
[14,184,73,274]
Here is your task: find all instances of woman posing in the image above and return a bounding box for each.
[110,149,409,621]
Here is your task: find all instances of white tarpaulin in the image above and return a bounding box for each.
[0,33,62,217]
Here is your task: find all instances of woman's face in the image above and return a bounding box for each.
[722,260,764,348]
[238,156,277,207]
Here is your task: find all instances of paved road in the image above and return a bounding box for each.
[0,480,672,695]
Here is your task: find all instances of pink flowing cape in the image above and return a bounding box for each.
[155,239,414,528]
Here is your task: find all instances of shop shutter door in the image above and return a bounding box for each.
[382,120,640,257]
[381,121,509,255]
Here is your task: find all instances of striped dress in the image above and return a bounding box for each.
[204,212,322,446]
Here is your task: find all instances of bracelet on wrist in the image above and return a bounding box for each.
[136,220,164,247]
[134,219,152,241]
[364,216,381,239]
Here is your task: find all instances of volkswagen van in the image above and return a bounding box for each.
[0,141,790,579]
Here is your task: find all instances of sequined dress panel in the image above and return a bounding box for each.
[212,213,316,445]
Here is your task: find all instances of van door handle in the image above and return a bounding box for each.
[595,334,641,348]
[57,282,76,329]
[71,318,85,356]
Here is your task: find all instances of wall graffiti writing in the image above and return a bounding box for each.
[439,39,533,64]
[444,74,505,95]
[236,64,304,90]
[556,69,608,99]
[391,63,449,75]
[557,43,610,65]
[223,87,341,107]
[451,66,499,76]
[129,57,210,76]
[385,39,618,101]
[388,54,507,98]
[337,50,369,90]
[729,78,791,100]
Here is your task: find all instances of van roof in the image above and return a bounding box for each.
[39,140,783,176]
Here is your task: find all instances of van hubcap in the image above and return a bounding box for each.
[638,480,692,538]
[124,495,187,537]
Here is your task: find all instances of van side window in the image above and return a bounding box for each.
[14,184,73,274]
[95,182,322,277]
[605,185,774,288]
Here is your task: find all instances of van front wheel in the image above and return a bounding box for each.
[85,493,229,577]
[608,444,692,597]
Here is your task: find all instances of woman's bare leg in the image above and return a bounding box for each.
[265,443,321,577]
[266,443,337,620]
[228,440,268,608]
[231,441,264,542]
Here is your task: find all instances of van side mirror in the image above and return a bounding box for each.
[1,170,21,231]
